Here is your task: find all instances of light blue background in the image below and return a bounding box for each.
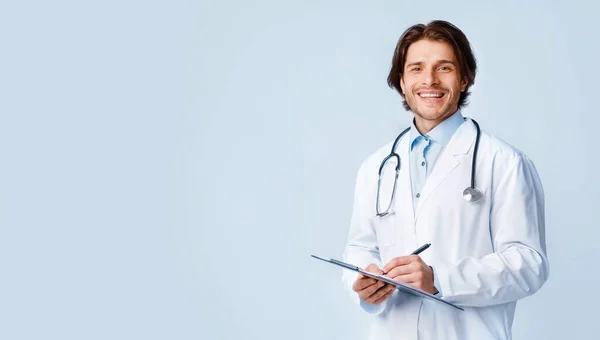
[0,0,596,339]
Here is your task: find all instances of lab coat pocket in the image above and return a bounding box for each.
[369,212,399,248]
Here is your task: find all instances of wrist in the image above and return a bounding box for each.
[430,266,439,295]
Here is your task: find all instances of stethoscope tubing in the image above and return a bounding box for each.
[375,118,481,217]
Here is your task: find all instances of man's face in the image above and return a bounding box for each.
[400,39,467,129]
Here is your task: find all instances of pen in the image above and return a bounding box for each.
[411,243,431,255]
[381,243,431,275]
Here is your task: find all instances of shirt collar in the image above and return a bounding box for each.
[409,109,464,150]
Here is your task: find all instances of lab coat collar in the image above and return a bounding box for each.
[448,118,477,156]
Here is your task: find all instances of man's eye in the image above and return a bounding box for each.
[439,66,450,71]
[411,67,421,71]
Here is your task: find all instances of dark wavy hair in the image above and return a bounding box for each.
[387,20,477,111]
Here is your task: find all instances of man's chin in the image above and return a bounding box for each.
[413,109,448,121]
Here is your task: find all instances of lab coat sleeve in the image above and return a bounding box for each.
[341,161,388,315]
[432,266,443,297]
[434,154,550,307]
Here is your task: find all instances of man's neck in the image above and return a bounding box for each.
[414,110,457,135]
[414,119,441,135]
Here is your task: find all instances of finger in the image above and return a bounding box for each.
[358,280,386,300]
[364,264,384,275]
[366,284,395,304]
[385,263,414,278]
[356,274,372,282]
[392,273,418,284]
[383,255,418,274]
[352,276,378,292]
[364,283,393,304]
[371,286,395,305]
[393,263,426,280]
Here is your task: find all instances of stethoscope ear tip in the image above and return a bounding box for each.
[462,187,483,203]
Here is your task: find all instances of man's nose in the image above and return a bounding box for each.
[422,69,438,86]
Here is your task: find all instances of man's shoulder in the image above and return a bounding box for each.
[479,128,536,170]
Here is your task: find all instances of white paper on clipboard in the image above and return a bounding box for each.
[311,254,464,311]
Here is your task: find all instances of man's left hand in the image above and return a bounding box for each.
[382,255,438,295]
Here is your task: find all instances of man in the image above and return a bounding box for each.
[341,20,549,340]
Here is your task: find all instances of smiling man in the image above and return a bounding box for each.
[341,20,549,340]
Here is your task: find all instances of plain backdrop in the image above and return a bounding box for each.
[0,0,598,339]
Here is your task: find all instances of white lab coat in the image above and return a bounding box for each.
[342,119,549,340]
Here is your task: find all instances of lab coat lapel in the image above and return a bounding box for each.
[414,119,477,218]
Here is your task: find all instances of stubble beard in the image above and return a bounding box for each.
[405,93,458,129]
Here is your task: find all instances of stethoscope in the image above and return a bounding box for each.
[375,118,483,217]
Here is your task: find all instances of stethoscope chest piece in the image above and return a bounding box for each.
[462,187,483,202]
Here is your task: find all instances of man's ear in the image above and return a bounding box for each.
[400,76,406,95]
[460,77,468,92]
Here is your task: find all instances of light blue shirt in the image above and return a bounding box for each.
[408,109,465,297]
[409,109,465,213]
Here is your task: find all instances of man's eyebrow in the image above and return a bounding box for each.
[437,59,457,65]
[405,60,457,68]
[405,61,423,68]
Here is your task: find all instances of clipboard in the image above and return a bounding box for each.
[311,254,464,311]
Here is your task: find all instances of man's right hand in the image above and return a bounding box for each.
[352,264,395,305]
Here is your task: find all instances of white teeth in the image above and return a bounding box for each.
[419,93,443,98]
